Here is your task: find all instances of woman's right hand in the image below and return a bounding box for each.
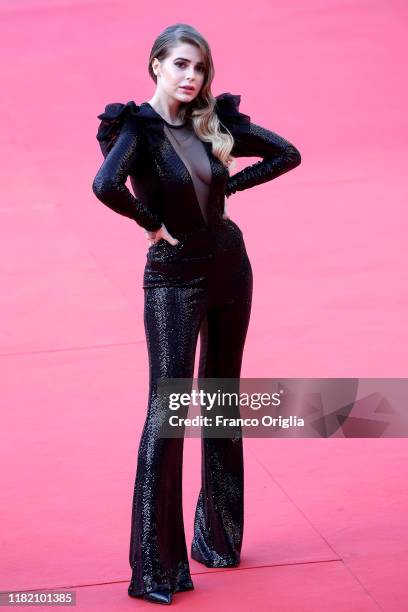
[145,223,179,248]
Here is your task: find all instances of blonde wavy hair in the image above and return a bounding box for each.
[148,23,236,170]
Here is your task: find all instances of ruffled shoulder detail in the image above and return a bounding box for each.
[96,100,143,157]
[214,92,251,136]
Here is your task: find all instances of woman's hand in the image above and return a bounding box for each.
[144,223,179,247]
[222,201,230,220]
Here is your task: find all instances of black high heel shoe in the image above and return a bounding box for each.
[142,590,173,605]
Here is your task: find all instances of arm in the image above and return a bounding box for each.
[226,122,301,198]
[92,114,162,231]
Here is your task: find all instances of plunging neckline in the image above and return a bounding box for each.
[163,124,211,228]
[141,102,217,229]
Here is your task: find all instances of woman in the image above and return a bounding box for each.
[92,23,301,606]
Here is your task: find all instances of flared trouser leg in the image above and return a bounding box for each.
[129,249,253,594]
[128,285,207,597]
[191,257,253,567]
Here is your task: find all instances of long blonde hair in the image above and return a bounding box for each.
[148,23,235,169]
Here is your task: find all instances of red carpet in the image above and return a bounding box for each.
[1,1,407,609]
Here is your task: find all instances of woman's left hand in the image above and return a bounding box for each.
[222,202,230,220]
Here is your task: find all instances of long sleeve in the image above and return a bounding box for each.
[92,114,162,232]
[225,122,301,198]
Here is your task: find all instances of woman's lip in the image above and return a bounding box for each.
[180,86,195,91]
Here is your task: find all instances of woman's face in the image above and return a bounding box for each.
[153,43,206,103]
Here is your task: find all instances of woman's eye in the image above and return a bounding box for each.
[175,62,205,73]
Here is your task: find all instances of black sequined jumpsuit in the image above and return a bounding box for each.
[92,93,301,598]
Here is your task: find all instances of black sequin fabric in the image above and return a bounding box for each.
[92,92,301,598]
